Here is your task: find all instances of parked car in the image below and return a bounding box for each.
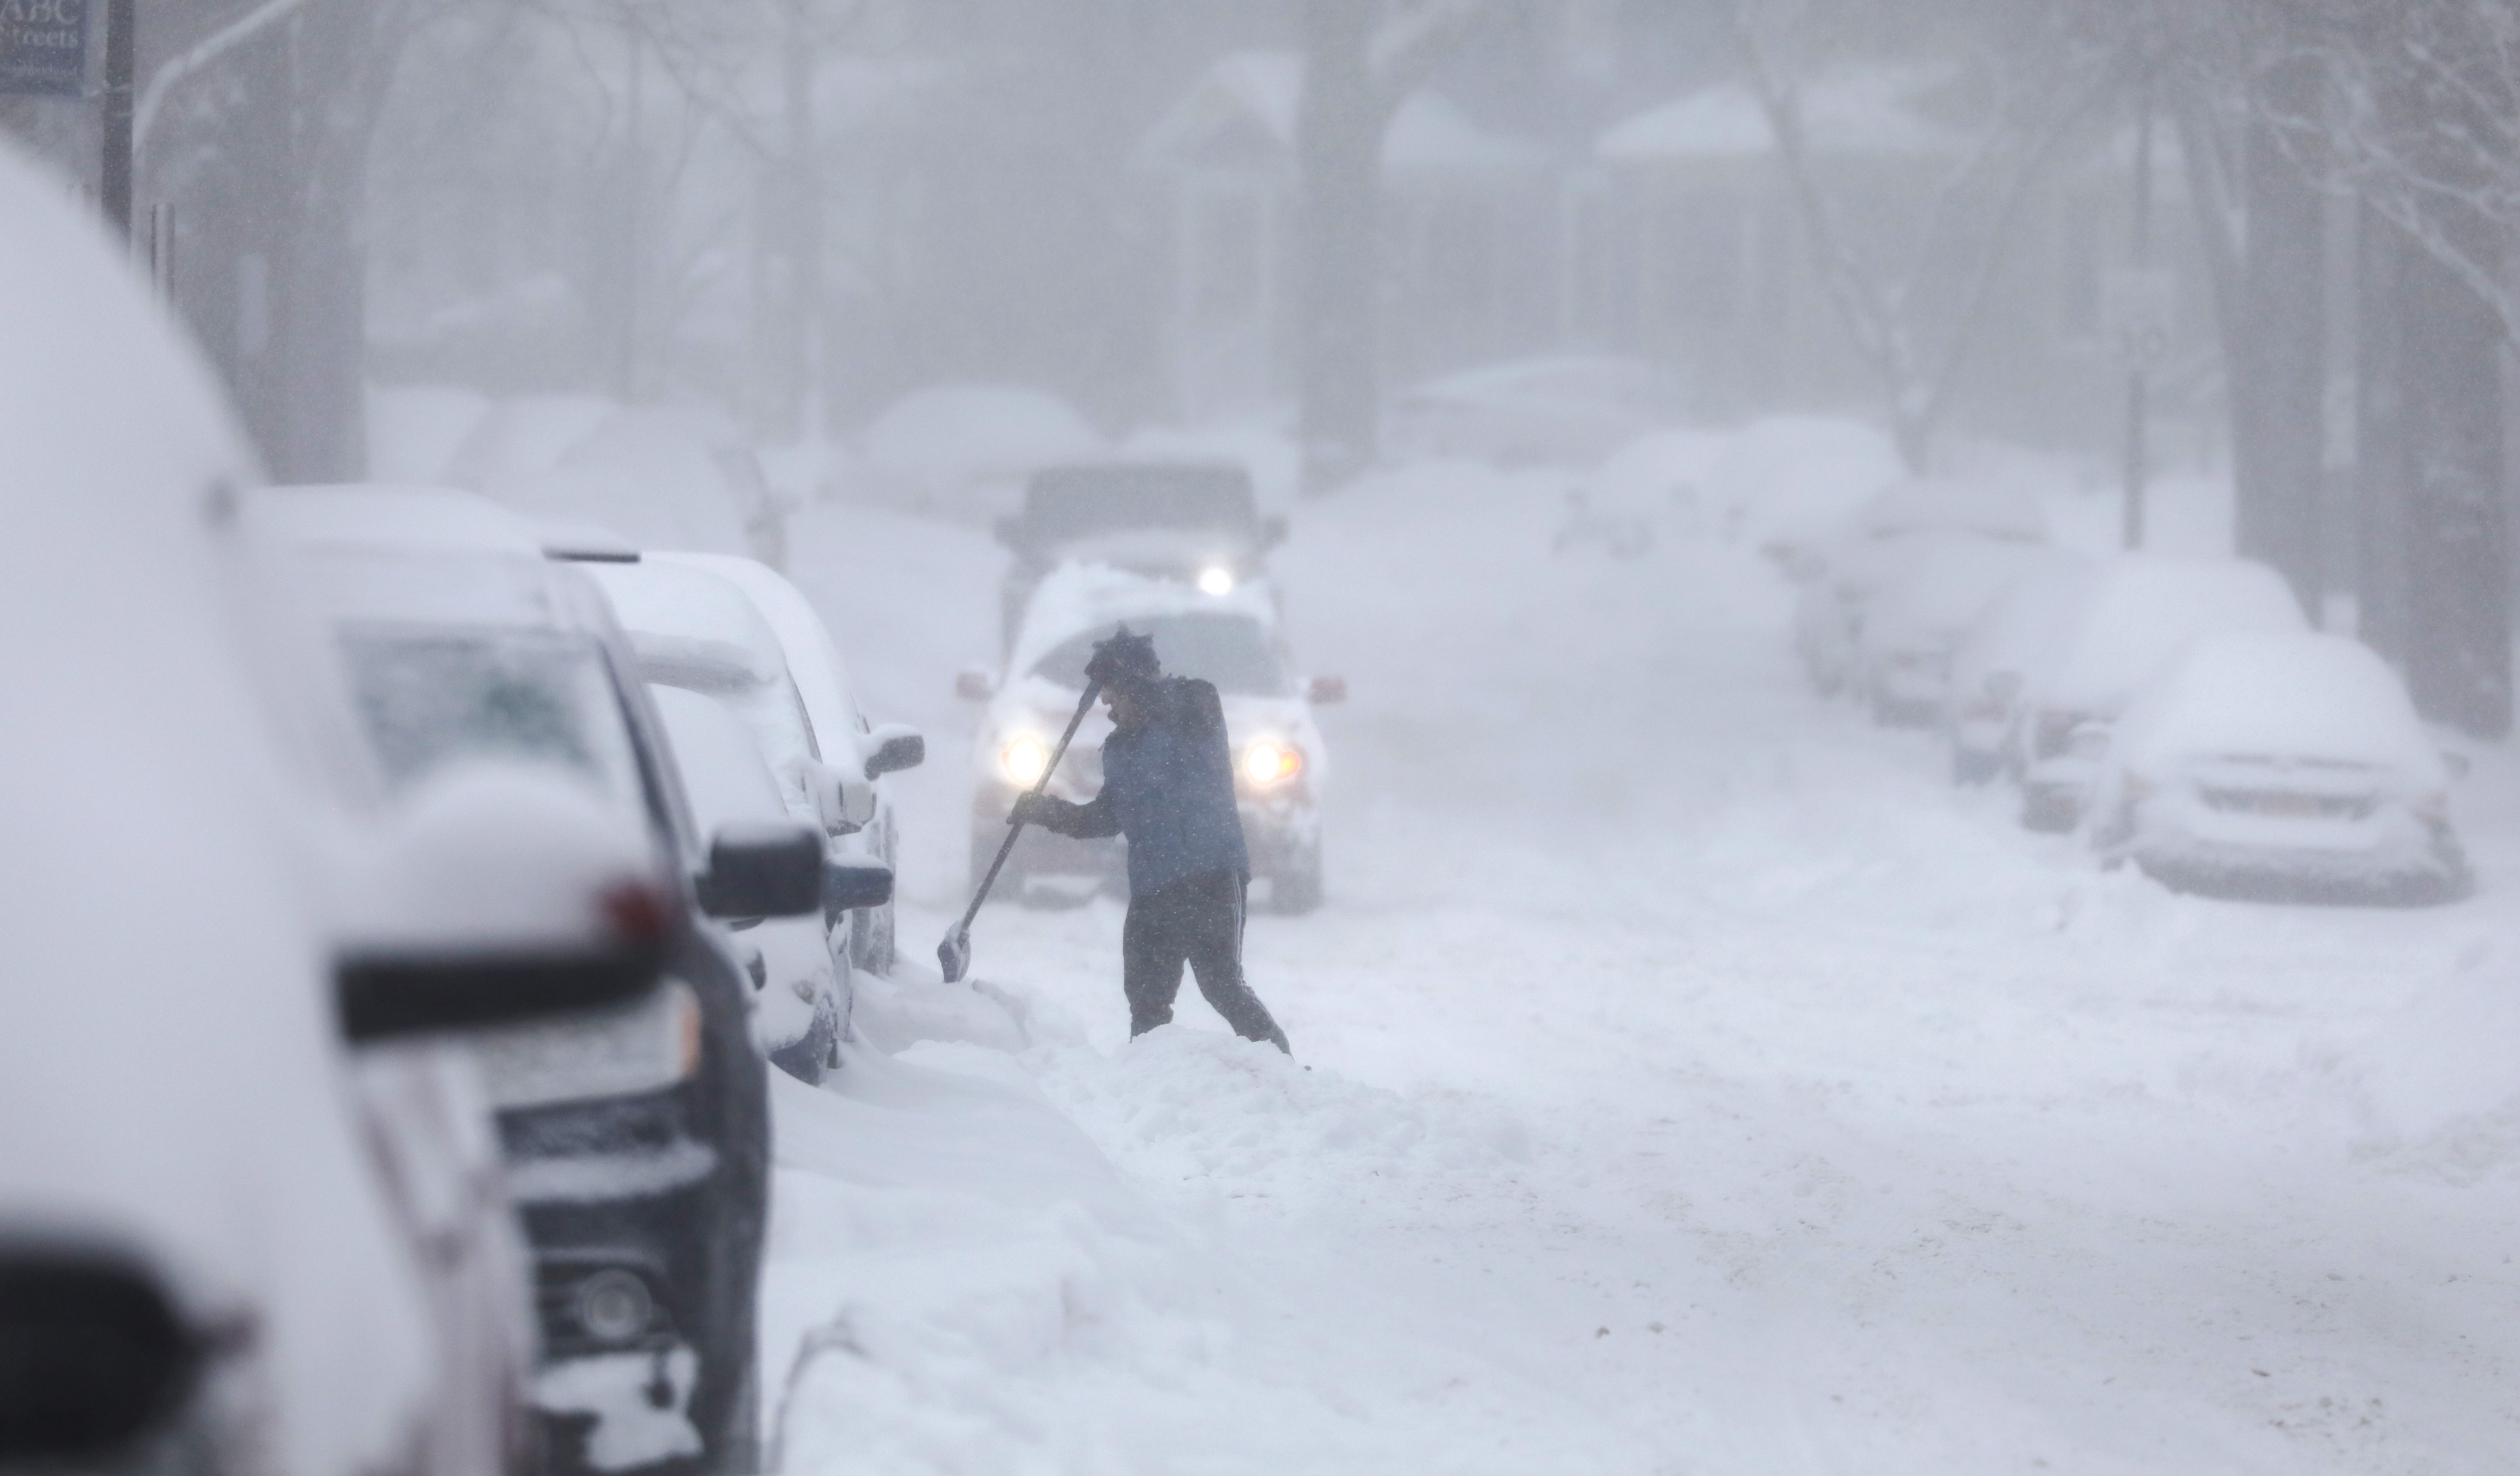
[1386,354,1690,466]
[576,556,892,1056]
[1853,535,2053,727]
[645,551,924,976]
[961,562,1344,913]
[1791,479,2049,697]
[1945,554,2099,786]
[256,486,831,1476]
[2011,556,2308,831]
[2084,632,2470,902]
[0,145,657,1476]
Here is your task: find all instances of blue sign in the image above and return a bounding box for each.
[0,0,88,97]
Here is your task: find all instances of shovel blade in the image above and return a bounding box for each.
[937,926,972,985]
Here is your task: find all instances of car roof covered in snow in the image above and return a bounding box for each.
[1399,354,1686,412]
[650,551,870,765]
[2114,631,2444,782]
[1861,534,2053,648]
[248,485,600,632]
[1009,561,1278,680]
[1851,477,2048,544]
[584,558,791,690]
[2034,556,2308,715]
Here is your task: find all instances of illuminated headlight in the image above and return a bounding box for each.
[999,733,1050,786]
[1241,741,1302,786]
[1198,566,1235,597]
[574,1268,656,1344]
[471,980,703,1111]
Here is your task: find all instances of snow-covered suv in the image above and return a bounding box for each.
[260,488,833,1476]
[962,563,1344,912]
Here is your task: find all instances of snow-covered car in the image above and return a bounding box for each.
[1945,554,2099,785]
[258,487,825,1476]
[994,461,1287,647]
[647,551,925,975]
[2084,633,2470,902]
[0,146,662,1476]
[1854,534,2052,726]
[2011,556,2308,832]
[1386,354,1690,467]
[580,557,894,1062]
[1791,479,2049,697]
[962,563,1345,912]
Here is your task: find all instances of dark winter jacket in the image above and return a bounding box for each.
[1033,676,1249,896]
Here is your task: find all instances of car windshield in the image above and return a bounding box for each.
[340,624,644,811]
[1030,613,1288,697]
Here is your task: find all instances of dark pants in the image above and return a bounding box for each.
[1122,869,1289,1052]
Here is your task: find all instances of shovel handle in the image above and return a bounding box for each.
[951,678,1103,934]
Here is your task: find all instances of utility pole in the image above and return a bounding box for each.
[2121,65,2156,551]
[100,0,133,236]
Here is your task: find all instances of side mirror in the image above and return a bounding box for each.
[956,670,996,701]
[1307,675,1348,705]
[696,821,824,921]
[0,1245,206,1463]
[824,855,895,912]
[864,723,926,778]
[330,764,671,1045]
[1987,670,2024,704]
[2067,722,2112,764]
[812,765,877,835]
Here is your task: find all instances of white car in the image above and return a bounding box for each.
[1791,478,2049,697]
[1853,534,2053,727]
[0,143,661,1476]
[962,563,1344,912]
[1386,355,1689,467]
[2012,557,2308,831]
[2085,633,2469,902]
[1945,553,2099,786]
[648,551,924,974]
[582,556,889,1069]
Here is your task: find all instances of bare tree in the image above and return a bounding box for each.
[1720,0,2116,474]
[1296,0,1491,492]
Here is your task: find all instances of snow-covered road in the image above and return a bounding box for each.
[764,461,2520,1474]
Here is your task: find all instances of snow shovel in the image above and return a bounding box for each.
[938,678,1103,984]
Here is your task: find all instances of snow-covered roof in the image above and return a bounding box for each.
[1009,561,1276,682]
[1598,65,1969,163]
[1137,50,1548,178]
[250,484,549,558]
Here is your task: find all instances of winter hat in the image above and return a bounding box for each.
[1085,625,1161,689]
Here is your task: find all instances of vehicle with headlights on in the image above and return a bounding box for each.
[960,562,1343,913]
[256,487,829,1476]
[993,461,1287,646]
[2083,632,2470,903]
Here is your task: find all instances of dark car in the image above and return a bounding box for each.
[993,462,1286,647]
[258,487,844,1476]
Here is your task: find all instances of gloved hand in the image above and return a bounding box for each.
[1007,793,1056,828]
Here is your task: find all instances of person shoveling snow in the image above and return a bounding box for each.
[1011,628,1293,1053]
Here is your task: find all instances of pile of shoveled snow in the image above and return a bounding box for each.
[764,976,1645,1476]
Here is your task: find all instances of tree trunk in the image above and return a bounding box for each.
[2230,57,2325,612]
[1296,0,1383,494]
[2354,204,2412,668]
[2395,217,2512,737]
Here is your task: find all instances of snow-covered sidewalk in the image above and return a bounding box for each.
[766,460,2520,1474]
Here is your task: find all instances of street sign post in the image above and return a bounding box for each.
[0,0,88,97]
